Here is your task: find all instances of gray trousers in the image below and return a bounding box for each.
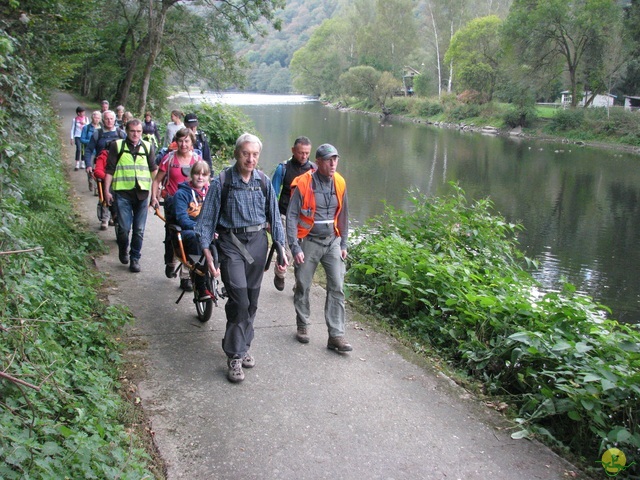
[294,236,346,338]
[217,229,268,358]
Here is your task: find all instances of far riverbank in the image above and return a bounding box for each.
[324,98,640,155]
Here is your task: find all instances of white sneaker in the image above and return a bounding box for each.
[80,161,86,169]
[100,221,108,231]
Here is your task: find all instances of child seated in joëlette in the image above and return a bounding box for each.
[168,160,211,298]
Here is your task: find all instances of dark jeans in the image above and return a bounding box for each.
[181,230,201,257]
[74,137,83,162]
[164,225,175,265]
[115,193,149,261]
[217,229,268,358]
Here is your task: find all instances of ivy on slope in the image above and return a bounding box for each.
[347,184,640,474]
[0,32,153,479]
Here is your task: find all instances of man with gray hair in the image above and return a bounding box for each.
[84,110,126,230]
[196,133,287,383]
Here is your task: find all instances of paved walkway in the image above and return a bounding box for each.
[55,92,587,480]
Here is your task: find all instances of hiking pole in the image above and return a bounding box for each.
[153,206,166,223]
[264,243,276,272]
[264,241,286,271]
[97,181,104,205]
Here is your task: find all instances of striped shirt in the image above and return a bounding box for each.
[196,165,285,249]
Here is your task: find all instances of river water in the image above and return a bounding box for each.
[176,92,640,324]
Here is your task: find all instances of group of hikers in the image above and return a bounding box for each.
[73,102,351,383]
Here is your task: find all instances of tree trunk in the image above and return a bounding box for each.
[447,20,453,93]
[569,64,578,108]
[118,39,148,109]
[427,2,442,98]
[138,1,171,114]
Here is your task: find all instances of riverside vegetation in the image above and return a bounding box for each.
[0,98,155,477]
[347,186,640,476]
[342,93,640,150]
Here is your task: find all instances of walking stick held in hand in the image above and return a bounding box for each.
[264,241,286,271]
[153,206,166,223]
[97,181,104,205]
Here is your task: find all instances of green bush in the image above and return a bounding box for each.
[447,102,482,121]
[347,185,640,475]
[409,98,443,117]
[502,105,538,128]
[386,97,411,115]
[547,108,585,132]
[182,102,253,171]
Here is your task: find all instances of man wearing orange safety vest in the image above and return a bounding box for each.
[286,143,351,352]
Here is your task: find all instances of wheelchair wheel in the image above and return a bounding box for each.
[194,272,213,323]
[195,296,213,322]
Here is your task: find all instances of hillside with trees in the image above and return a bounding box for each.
[237,0,340,92]
[241,0,640,132]
[1,0,285,114]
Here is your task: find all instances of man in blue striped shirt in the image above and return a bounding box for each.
[197,133,287,383]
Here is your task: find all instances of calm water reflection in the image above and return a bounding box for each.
[179,93,640,323]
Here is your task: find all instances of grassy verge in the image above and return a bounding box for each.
[0,90,158,478]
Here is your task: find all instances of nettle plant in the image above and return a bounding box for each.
[347,184,640,471]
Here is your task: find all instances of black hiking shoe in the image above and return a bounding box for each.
[129,259,141,273]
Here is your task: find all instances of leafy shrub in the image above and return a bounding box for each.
[456,89,488,105]
[447,102,482,121]
[347,185,640,475]
[439,92,459,112]
[182,102,253,170]
[547,108,585,132]
[409,98,443,117]
[386,98,411,115]
[502,105,538,128]
[413,73,434,97]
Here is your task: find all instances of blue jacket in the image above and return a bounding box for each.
[172,181,207,231]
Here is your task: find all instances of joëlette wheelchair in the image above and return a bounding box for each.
[154,208,226,323]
